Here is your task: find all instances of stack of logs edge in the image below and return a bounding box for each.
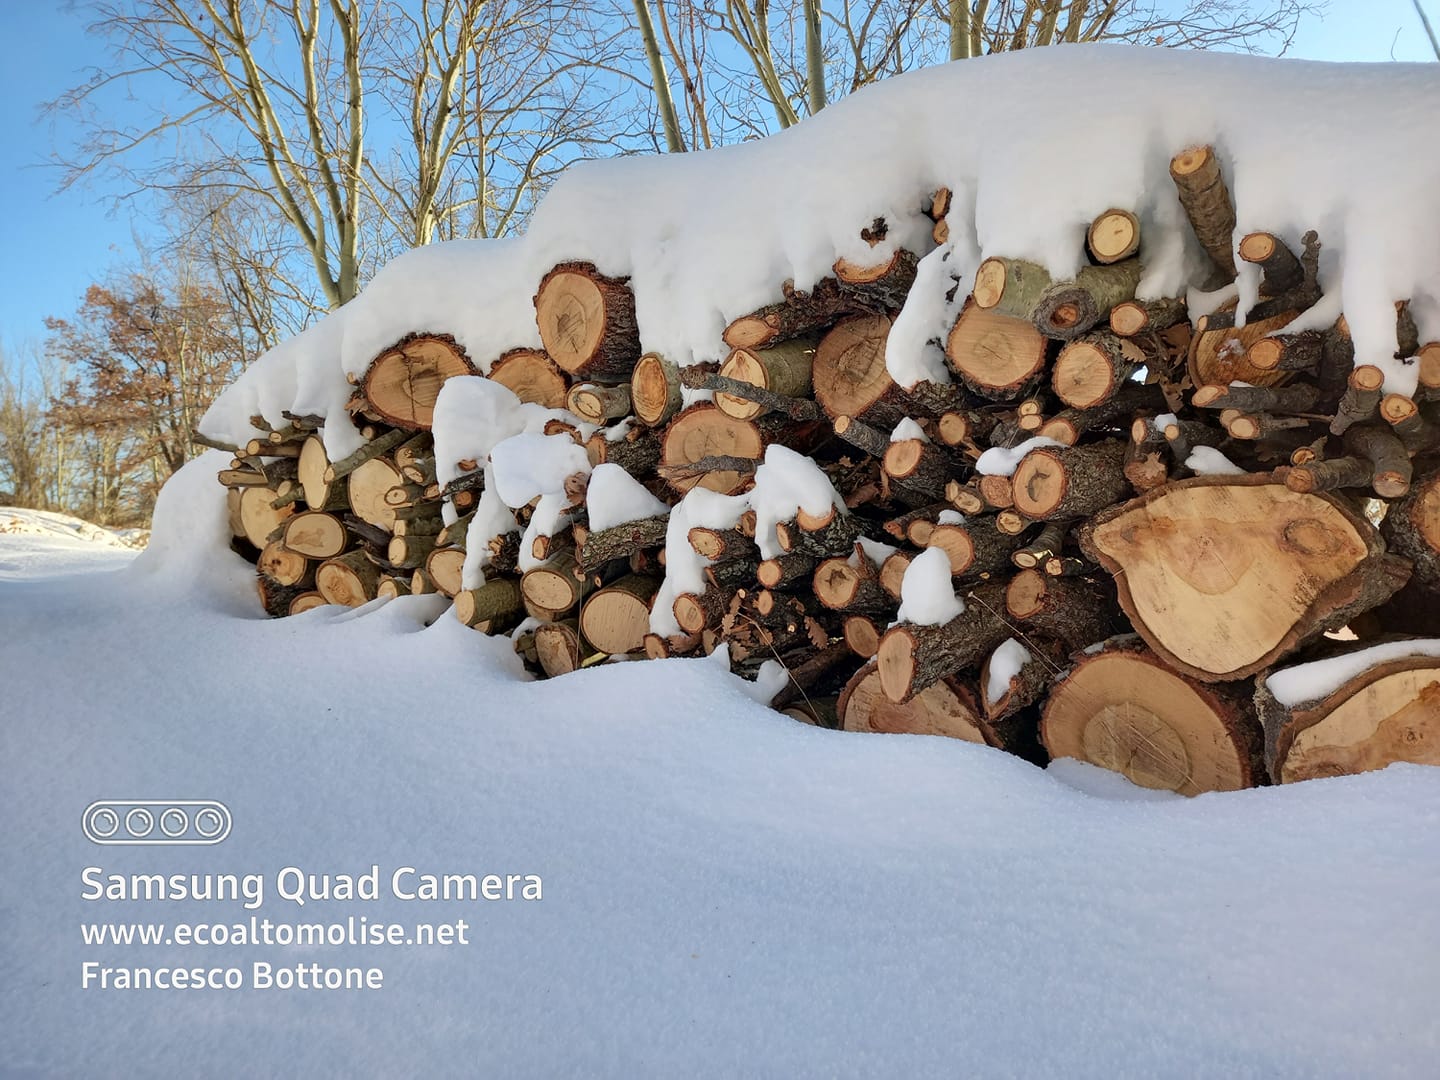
[220,144,1440,796]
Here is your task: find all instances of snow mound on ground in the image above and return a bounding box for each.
[0,507,147,549]
[202,45,1440,456]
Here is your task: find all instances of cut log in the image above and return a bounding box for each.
[1380,469,1440,589]
[385,533,436,569]
[1239,232,1305,297]
[1330,365,1386,437]
[1256,649,1440,783]
[687,525,756,563]
[838,660,990,743]
[757,552,819,590]
[1087,208,1141,265]
[881,437,959,498]
[238,485,296,549]
[1081,475,1411,681]
[945,300,1050,400]
[1011,521,1069,570]
[1191,381,1320,414]
[258,541,311,588]
[812,314,899,424]
[424,546,466,597]
[1189,301,1297,388]
[1110,296,1187,337]
[455,577,523,631]
[361,333,476,431]
[585,425,663,476]
[1011,440,1128,520]
[316,551,381,608]
[521,553,582,617]
[1041,637,1262,795]
[1344,423,1412,499]
[256,574,310,618]
[578,514,669,572]
[660,403,778,495]
[813,555,891,613]
[1031,260,1144,341]
[832,248,919,310]
[288,591,329,615]
[924,519,1013,579]
[347,456,405,532]
[972,258,1053,320]
[489,348,569,409]
[579,574,658,654]
[1004,567,1115,651]
[1169,144,1237,282]
[535,621,584,677]
[567,382,633,425]
[533,262,640,380]
[630,353,684,427]
[722,277,855,349]
[1051,331,1151,409]
[876,582,1009,703]
[714,337,818,421]
[843,614,881,658]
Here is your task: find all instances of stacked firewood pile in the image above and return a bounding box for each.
[218,144,1440,796]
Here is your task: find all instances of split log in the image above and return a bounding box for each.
[1256,647,1440,783]
[1031,260,1144,341]
[714,338,818,420]
[362,333,476,431]
[455,577,524,632]
[876,582,1010,703]
[1041,636,1263,794]
[578,574,658,655]
[945,300,1050,400]
[630,353,685,427]
[535,621,584,678]
[567,382,632,425]
[1169,144,1237,282]
[1081,475,1411,681]
[838,660,991,744]
[533,262,640,381]
[488,348,569,410]
[1011,440,1129,520]
[316,551,381,608]
[1087,208,1140,265]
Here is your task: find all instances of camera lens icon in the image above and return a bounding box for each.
[84,801,231,845]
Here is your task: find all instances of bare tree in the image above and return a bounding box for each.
[55,0,639,310]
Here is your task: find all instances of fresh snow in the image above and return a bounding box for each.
[895,547,964,626]
[749,445,846,561]
[202,46,1440,459]
[890,417,929,442]
[0,507,147,550]
[584,463,670,532]
[488,433,591,508]
[1185,446,1246,476]
[3,459,1440,1074]
[1265,639,1440,707]
[975,436,1065,477]
[985,638,1033,706]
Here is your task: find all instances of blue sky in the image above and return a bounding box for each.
[0,1,1435,353]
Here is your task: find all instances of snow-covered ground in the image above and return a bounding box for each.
[2,460,1438,1077]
